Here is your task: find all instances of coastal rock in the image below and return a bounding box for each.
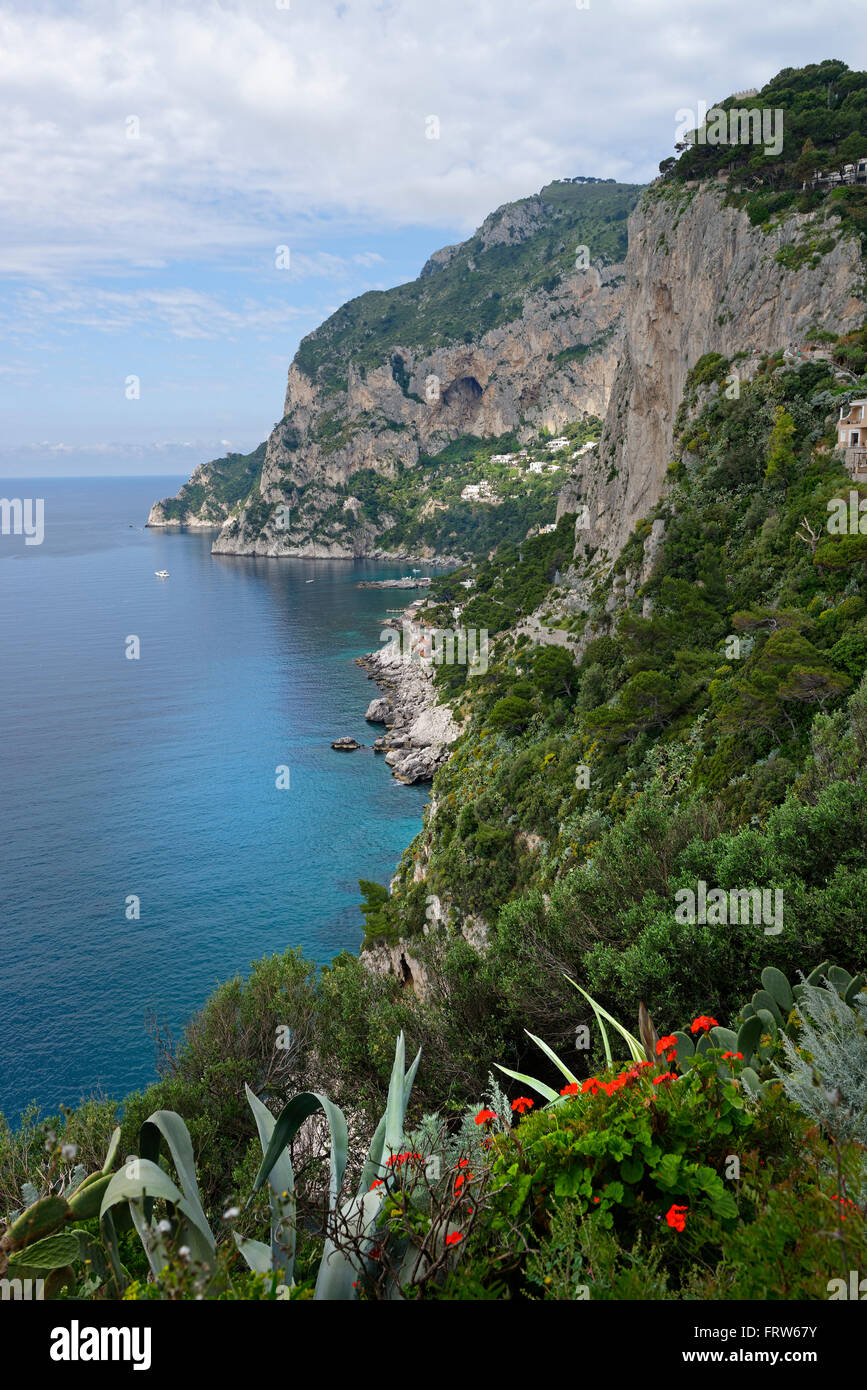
[357,606,464,782]
[364,697,392,723]
[331,736,363,751]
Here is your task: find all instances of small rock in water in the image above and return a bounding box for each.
[331,736,363,751]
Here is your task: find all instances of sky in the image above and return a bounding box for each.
[1,0,865,477]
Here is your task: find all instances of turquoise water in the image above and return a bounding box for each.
[0,477,429,1122]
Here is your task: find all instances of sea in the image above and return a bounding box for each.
[0,476,429,1123]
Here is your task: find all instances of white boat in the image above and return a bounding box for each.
[154,570,170,579]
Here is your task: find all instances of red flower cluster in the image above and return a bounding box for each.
[690,1015,718,1034]
[474,1109,497,1126]
[445,1232,463,1246]
[665,1203,689,1232]
[385,1151,424,1168]
[560,1082,580,1096]
[511,1096,534,1114]
[831,1193,858,1221]
[653,1072,677,1085]
[722,1051,744,1063]
[656,1034,678,1064]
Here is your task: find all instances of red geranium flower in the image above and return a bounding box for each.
[445,1232,463,1246]
[722,1051,744,1062]
[653,1072,677,1085]
[581,1077,600,1094]
[665,1204,689,1232]
[656,1034,678,1055]
[474,1109,497,1125]
[690,1015,718,1034]
[560,1081,579,1096]
[511,1096,534,1114]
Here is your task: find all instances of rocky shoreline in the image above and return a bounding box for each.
[356,599,462,785]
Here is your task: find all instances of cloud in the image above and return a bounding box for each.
[1,0,862,282]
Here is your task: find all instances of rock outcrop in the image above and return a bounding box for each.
[357,604,464,784]
[564,183,867,586]
[151,181,641,555]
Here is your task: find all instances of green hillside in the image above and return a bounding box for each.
[294,181,642,394]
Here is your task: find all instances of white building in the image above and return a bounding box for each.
[461,480,496,501]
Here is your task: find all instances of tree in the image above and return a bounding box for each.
[488,695,533,734]
[533,645,578,700]
[779,665,851,711]
[764,407,797,489]
[793,138,822,185]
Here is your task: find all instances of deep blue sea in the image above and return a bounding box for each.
[0,477,429,1123]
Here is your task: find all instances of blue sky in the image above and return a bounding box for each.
[1,0,865,476]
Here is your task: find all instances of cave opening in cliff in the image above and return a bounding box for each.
[442,375,483,407]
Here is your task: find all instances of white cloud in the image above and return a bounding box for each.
[1,0,862,281]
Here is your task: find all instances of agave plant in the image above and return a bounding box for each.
[495,977,645,1105]
[99,1032,424,1300]
[99,1110,217,1285]
[247,1029,422,1298]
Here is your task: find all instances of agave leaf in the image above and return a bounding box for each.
[524,1029,580,1085]
[493,1063,560,1104]
[252,1092,348,1218]
[315,1188,384,1301]
[233,1232,273,1275]
[565,978,644,1063]
[638,1002,659,1065]
[99,1209,127,1295]
[139,1111,213,1252]
[245,1084,297,1280]
[99,1158,212,1275]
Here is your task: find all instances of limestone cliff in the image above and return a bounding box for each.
[150,181,641,557]
[562,182,867,591]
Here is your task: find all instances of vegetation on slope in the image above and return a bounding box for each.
[294,182,641,393]
[158,442,266,522]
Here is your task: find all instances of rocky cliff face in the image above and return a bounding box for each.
[150,181,640,557]
[562,183,867,588]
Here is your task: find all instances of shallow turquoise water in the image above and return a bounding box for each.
[0,477,429,1121]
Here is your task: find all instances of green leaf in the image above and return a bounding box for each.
[709,1026,738,1053]
[752,990,783,1026]
[68,1172,113,1222]
[233,1233,273,1275]
[7,1232,80,1271]
[102,1125,122,1175]
[737,1014,764,1062]
[245,1083,296,1280]
[761,966,793,1012]
[494,1064,560,1104]
[139,1111,214,1253]
[524,1030,579,1086]
[565,977,644,1062]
